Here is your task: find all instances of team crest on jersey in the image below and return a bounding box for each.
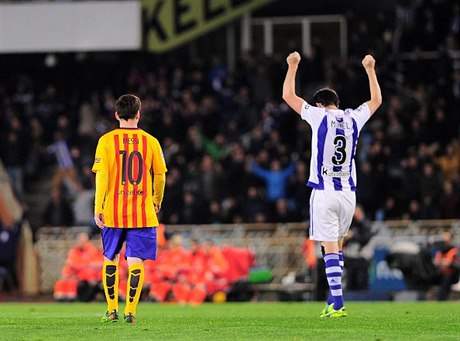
[94,157,101,163]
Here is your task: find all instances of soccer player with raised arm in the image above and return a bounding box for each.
[282,52,382,317]
[92,94,167,323]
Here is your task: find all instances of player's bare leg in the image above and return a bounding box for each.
[124,257,145,323]
[338,238,345,293]
[322,241,339,254]
[101,254,120,323]
[338,237,345,296]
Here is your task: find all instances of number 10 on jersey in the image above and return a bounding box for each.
[119,150,143,185]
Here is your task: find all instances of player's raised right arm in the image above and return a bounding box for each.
[282,51,305,114]
[362,55,382,115]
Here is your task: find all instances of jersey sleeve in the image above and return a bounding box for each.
[349,103,371,131]
[92,136,109,213]
[152,138,167,174]
[300,101,326,127]
[91,136,107,173]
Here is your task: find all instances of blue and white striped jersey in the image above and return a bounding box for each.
[301,101,371,192]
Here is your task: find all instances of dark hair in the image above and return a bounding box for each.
[115,94,141,120]
[313,88,340,107]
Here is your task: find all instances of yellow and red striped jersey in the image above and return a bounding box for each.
[92,128,167,228]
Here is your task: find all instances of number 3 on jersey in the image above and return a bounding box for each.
[119,150,143,185]
[332,136,347,166]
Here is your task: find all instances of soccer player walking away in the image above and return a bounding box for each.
[282,52,382,317]
[92,94,167,323]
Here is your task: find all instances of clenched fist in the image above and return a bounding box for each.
[286,52,301,66]
[362,55,376,70]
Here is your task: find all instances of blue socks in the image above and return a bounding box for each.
[324,252,344,310]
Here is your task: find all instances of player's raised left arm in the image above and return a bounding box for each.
[362,55,382,115]
[282,52,305,114]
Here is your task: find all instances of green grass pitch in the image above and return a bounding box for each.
[0,302,458,340]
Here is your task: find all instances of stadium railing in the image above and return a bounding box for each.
[33,220,459,294]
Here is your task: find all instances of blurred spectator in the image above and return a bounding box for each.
[302,236,317,273]
[433,232,460,301]
[47,131,77,191]
[287,160,310,219]
[53,232,103,301]
[242,187,268,223]
[24,117,45,183]
[201,133,230,161]
[420,196,437,220]
[401,155,421,204]
[356,160,378,215]
[182,239,230,303]
[343,205,373,290]
[0,267,8,292]
[0,222,21,292]
[436,141,460,182]
[147,234,190,302]
[419,163,442,205]
[438,180,460,219]
[180,192,204,225]
[273,198,299,223]
[221,143,250,199]
[249,160,296,202]
[304,229,328,302]
[42,188,74,227]
[200,155,223,202]
[161,168,183,225]
[1,130,26,198]
[405,199,422,220]
[207,201,224,224]
[375,197,401,221]
[72,179,95,230]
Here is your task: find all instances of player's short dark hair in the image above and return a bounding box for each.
[115,94,141,120]
[313,88,340,107]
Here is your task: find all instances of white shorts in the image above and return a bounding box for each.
[309,189,356,242]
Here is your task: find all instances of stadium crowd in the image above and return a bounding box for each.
[0,0,459,230]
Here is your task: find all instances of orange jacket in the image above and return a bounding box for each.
[435,247,459,275]
[303,238,317,270]
[62,242,102,279]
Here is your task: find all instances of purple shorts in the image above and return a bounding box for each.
[101,227,157,261]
